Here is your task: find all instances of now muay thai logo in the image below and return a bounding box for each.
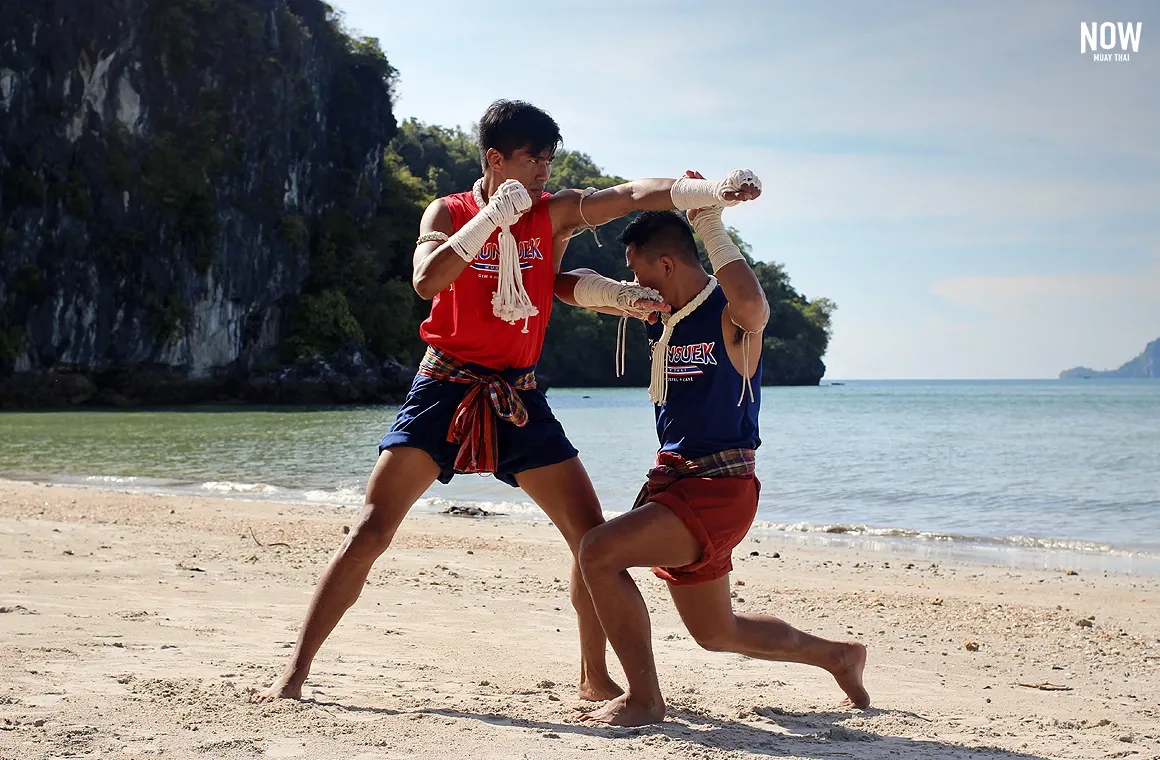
[650,341,717,380]
[471,238,544,272]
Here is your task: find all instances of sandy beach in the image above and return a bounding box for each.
[1,479,1158,760]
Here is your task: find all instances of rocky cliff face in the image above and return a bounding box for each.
[1,0,410,406]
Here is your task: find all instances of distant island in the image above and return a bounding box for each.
[1059,338,1159,379]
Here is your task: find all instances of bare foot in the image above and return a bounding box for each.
[578,693,665,726]
[578,676,624,702]
[831,642,870,709]
[249,673,304,703]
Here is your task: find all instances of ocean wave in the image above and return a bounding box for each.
[301,486,365,506]
[199,481,281,495]
[14,473,1159,564]
[748,520,1142,556]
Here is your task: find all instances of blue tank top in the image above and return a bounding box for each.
[645,285,761,458]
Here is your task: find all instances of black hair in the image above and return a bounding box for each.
[618,211,701,265]
[477,100,562,170]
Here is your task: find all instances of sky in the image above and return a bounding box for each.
[329,0,1158,379]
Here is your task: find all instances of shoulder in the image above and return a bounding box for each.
[546,189,585,232]
[546,188,582,214]
[440,190,475,211]
[420,196,454,232]
[431,190,483,229]
[548,188,582,203]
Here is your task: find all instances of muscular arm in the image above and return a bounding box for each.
[686,201,769,336]
[716,258,767,380]
[548,179,677,238]
[411,199,471,300]
[717,258,769,337]
[548,170,760,248]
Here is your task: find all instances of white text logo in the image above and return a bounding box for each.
[1081,22,1142,63]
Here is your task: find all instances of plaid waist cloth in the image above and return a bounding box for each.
[633,448,757,509]
[417,346,537,475]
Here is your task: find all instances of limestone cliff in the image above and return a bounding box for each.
[0,0,407,406]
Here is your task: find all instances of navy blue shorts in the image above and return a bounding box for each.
[379,369,578,488]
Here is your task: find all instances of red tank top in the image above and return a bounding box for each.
[419,189,556,370]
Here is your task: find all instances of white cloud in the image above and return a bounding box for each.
[932,273,1160,305]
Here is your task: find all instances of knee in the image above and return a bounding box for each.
[691,625,738,653]
[559,504,606,556]
[577,528,624,578]
[342,514,395,564]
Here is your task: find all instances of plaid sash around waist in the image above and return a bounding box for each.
[633,448,756,509]
[417,346,536,475]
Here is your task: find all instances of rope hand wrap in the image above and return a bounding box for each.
[649,276,717,405]
[572,274,662,318]
[670,169,762,210]
[470,178,538,331]
[572,273,664,377]
[446,179,528,264]
[442,178,537,332]
[690,207,744,274]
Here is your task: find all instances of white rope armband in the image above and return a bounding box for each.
[566,187,604,247]
[415,231,449,245]
[670,169,761,210]
[691,208,744,274]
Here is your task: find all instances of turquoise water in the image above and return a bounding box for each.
[2,380,1158,572]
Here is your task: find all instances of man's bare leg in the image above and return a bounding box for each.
[669,576,870,709]
[250,447,440,701]
[516,457,624,702]
[576,502,703,725]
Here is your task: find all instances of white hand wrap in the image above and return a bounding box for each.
[573,273,664,379]
[572,274,662,320]
[448,179,532,263]
[691,207,744,274]
[670,169,761,209]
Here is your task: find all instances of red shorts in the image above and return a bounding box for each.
[641,474,761,585]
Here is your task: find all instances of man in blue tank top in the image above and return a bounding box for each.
[556,173,870,726]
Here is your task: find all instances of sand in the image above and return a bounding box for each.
[1,479,1157,760]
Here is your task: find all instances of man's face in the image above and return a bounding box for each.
[626,244,672,303]
[496,146,553,201]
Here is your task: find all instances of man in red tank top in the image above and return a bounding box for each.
[253,100,761,705]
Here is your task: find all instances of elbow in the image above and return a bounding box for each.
[733,298,770,334]
[412,273,437,301]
